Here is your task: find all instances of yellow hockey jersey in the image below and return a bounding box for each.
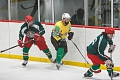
[52,20,72,41]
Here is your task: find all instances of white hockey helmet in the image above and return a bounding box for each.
[62,13,71,20]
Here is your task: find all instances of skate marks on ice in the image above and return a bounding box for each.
[20,62,120,80]
[82,72,120,80]
[83,77,120,80]
[0,58,120,80]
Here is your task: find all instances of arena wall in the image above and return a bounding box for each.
[0,21,120,71]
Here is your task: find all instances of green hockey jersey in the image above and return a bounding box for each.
[19,20,45,40]
[87,33,113,61]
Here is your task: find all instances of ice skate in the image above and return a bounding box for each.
[53,59,64,65]
[60,61,64,65]
[53,59,56,63]
[22,60,28,66]
[84,72,93,77]
[109,72,119,77]
[56,63,61,70]
[49,58,54,63]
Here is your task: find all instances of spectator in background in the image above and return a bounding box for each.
[88,16,95,26]
[71,8,84,25]
[71,8,101,26]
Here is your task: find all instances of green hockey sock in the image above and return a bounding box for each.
[87,65,100,74]
[56,48,64,63]
[43,48,52,59]
[23,47,30,53]
[107,69,113,74]
[87,69,93,75]
[23,47,30,60]
[23,53,29,60]
[91,65,100,71]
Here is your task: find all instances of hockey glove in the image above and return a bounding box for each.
[18,40,23,48]
[34,33,41,41]
[105,60,114,69]
[108,45,116,53]
[68,32,74,40]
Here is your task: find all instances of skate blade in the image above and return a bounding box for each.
[22,65,26,68]
[22,64,27,68]
[56,65,60,70]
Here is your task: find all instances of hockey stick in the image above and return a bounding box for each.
[110,53,113,80]
[21,5,34,10]
[71,40,90,67]
[0,39,33,53]
[71,40,102,73]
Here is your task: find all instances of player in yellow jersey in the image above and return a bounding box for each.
[51,13,74,70]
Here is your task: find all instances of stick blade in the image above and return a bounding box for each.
[21,5,26,10]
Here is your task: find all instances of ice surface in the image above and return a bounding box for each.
[0,58,120,80]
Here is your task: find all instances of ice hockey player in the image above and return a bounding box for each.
[51,13,74,70]
[84,27,119,77]
[17,15,54,66]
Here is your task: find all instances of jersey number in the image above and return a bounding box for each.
[92,38,97,45]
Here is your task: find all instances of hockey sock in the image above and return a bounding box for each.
[91,65,101,73]
[88,65,101,73]
[107,68,113,74]
[87,69,93,75]
[23,47,30,60]
[23,53,29,60]
[23,47,30,53]
[43,48,52,59]
[56,48,64,63]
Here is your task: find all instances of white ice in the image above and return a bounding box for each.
[0,58,120,80]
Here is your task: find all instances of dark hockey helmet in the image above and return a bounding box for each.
[105,27,115,34]
[25,15,33,22]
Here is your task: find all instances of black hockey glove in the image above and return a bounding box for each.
[68,32,74,40]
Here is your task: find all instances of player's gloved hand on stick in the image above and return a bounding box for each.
[105,60,114,69]
[34,33,41,41]
[18,40,23,48]
[108,45,116,53]
[68,32,74,40]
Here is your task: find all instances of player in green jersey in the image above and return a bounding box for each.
[84,27,119,77]
[18,15,53,66]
